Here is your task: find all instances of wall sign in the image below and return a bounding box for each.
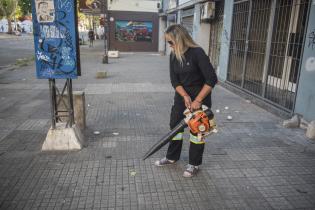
[115,20,153,42]
[32,0,81,79]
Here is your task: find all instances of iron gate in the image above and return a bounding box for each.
[209,0,225,70]
[227,0,310,111]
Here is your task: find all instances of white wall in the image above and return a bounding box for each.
[178,0,191,6]
[191,3,210,54]
[108,0,159,12]
[195,23,210,55]
[21,20,33,33]
[169,0,177,9]
[0,19,33,33]
[0,19,9,33]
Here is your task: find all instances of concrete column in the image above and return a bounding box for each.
[177,10,182,24]
[192,3,201,40]
[42,123,85,151]
[73,91,86,130]
[166,17,173,55]
[158,17,167,55]
[195,22,210,54]
[57,91,86,130]
[217,1,234,81]
[294,3,315,121]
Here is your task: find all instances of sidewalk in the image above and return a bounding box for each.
[0,33,33,41]
[0,34,34,70]
[0,40,315,209]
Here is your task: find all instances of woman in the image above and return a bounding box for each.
[154,24,218,178]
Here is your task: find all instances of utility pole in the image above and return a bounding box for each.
[102,0,109,64]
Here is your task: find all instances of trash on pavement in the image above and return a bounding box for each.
[93,131,100,135]
[130,170,137,176]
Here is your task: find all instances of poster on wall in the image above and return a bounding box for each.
[35,0,55,23]
[115,21,153,42]
[79,0,101,14]
[31,0,80,79]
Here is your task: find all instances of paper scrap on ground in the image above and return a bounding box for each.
[130,170,137,176]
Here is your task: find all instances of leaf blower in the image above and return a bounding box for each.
[143,105,217,160]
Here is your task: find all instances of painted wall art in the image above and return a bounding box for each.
[32,0,80,79]
[115,21,153,42]
[35,0,55,23]
[79,0,101,13]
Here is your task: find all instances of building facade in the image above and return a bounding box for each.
[95,0,161,52]
[159,0,315,122]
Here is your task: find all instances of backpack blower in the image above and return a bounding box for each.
[143,105,217,160]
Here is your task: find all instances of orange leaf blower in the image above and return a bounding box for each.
[143,105,217,160]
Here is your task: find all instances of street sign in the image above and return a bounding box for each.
[31,0,81,79]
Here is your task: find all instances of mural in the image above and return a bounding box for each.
[79,0,101,13]
[115,21,153,42]
[35,0,55,23]
[31,0,80,79]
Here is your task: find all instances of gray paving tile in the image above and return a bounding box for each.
[16,119,50,130]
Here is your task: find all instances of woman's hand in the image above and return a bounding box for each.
[191,100,202,111]
[183,95,192,110]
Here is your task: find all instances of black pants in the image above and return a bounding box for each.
[166,86,212,166]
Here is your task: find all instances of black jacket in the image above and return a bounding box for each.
[170,47,218,89]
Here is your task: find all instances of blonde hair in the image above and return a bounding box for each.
[165,24,199,65]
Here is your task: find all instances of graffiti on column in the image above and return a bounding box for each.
[306,57,315,72]
[224,28,229,42]
[308,29,315,50]
[32,0,80,79]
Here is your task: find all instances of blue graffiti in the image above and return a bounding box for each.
[308,29,315,50]
[32,0,78,79]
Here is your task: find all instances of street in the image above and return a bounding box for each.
[0,34,34,69]
[0,37,315,209]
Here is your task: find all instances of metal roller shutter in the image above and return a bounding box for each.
[181,16,194,36]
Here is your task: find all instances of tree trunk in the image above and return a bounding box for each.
[7,17,13,34]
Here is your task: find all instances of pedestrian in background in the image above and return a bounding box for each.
[88,29,95,47]
[155,24,218,178]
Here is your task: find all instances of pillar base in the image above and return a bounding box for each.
[102,54,108,64]
[42,123,85,151]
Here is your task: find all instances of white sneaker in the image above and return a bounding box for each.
[183,164,199,178]
[154,157,175,167]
